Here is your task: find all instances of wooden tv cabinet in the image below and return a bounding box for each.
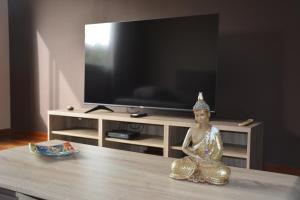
[48,109,263,169]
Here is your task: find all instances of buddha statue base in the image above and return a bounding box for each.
[170,156,230,185]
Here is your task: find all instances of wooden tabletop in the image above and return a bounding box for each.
[0,140,299,200]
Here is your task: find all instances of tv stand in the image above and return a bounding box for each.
[48,109,263,169]
[84,105,114,113]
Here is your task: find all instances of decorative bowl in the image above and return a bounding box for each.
[29,142,79,157]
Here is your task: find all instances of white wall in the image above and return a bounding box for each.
[0,0,10,129]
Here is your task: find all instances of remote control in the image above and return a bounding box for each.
[130,113,148,118]
[67,106,74,111]
[238,119,254,126]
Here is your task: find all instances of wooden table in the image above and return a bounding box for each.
[0,140,299,200]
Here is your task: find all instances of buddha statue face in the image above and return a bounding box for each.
[194,109,210,125]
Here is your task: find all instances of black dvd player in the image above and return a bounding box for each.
[106,130,140,140]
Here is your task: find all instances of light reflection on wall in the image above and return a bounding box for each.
[36,31,50,127]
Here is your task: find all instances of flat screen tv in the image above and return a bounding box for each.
[85,14,219,112]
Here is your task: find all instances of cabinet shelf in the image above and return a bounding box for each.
[170,145,182,151]
[105,135,163,148]
[223,144,247,159]
[51,129,98,140]
[170,144,247,159]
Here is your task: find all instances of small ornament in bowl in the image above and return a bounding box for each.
[29,142,79,157]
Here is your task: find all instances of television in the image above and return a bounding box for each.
[84,14,219,112]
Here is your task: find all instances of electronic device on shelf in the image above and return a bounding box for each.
[106,130,141,140]
[84,14,219,113]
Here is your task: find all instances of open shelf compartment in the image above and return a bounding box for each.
[49,115,98,141]
[102,120,164,150]
[170,144,247,159]
[169,126,248,160]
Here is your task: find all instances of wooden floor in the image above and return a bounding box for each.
[0,133,46,151]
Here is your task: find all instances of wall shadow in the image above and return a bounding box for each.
[217,32,285,165]
[8,0,35,132]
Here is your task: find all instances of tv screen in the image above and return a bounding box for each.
[85,14,218,111]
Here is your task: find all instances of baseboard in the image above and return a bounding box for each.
[264,163,300,176]
[0,129,11,136]
[0,129,11,133]
[11,130,47,140]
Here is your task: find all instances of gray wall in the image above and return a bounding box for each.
[8,0,300,168]
[0,0,10,129]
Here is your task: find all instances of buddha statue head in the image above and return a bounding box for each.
[193,92,210,125]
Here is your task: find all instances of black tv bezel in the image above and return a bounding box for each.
[84,14,218,113]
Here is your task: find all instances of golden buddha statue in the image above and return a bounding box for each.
[170,93,230,185]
